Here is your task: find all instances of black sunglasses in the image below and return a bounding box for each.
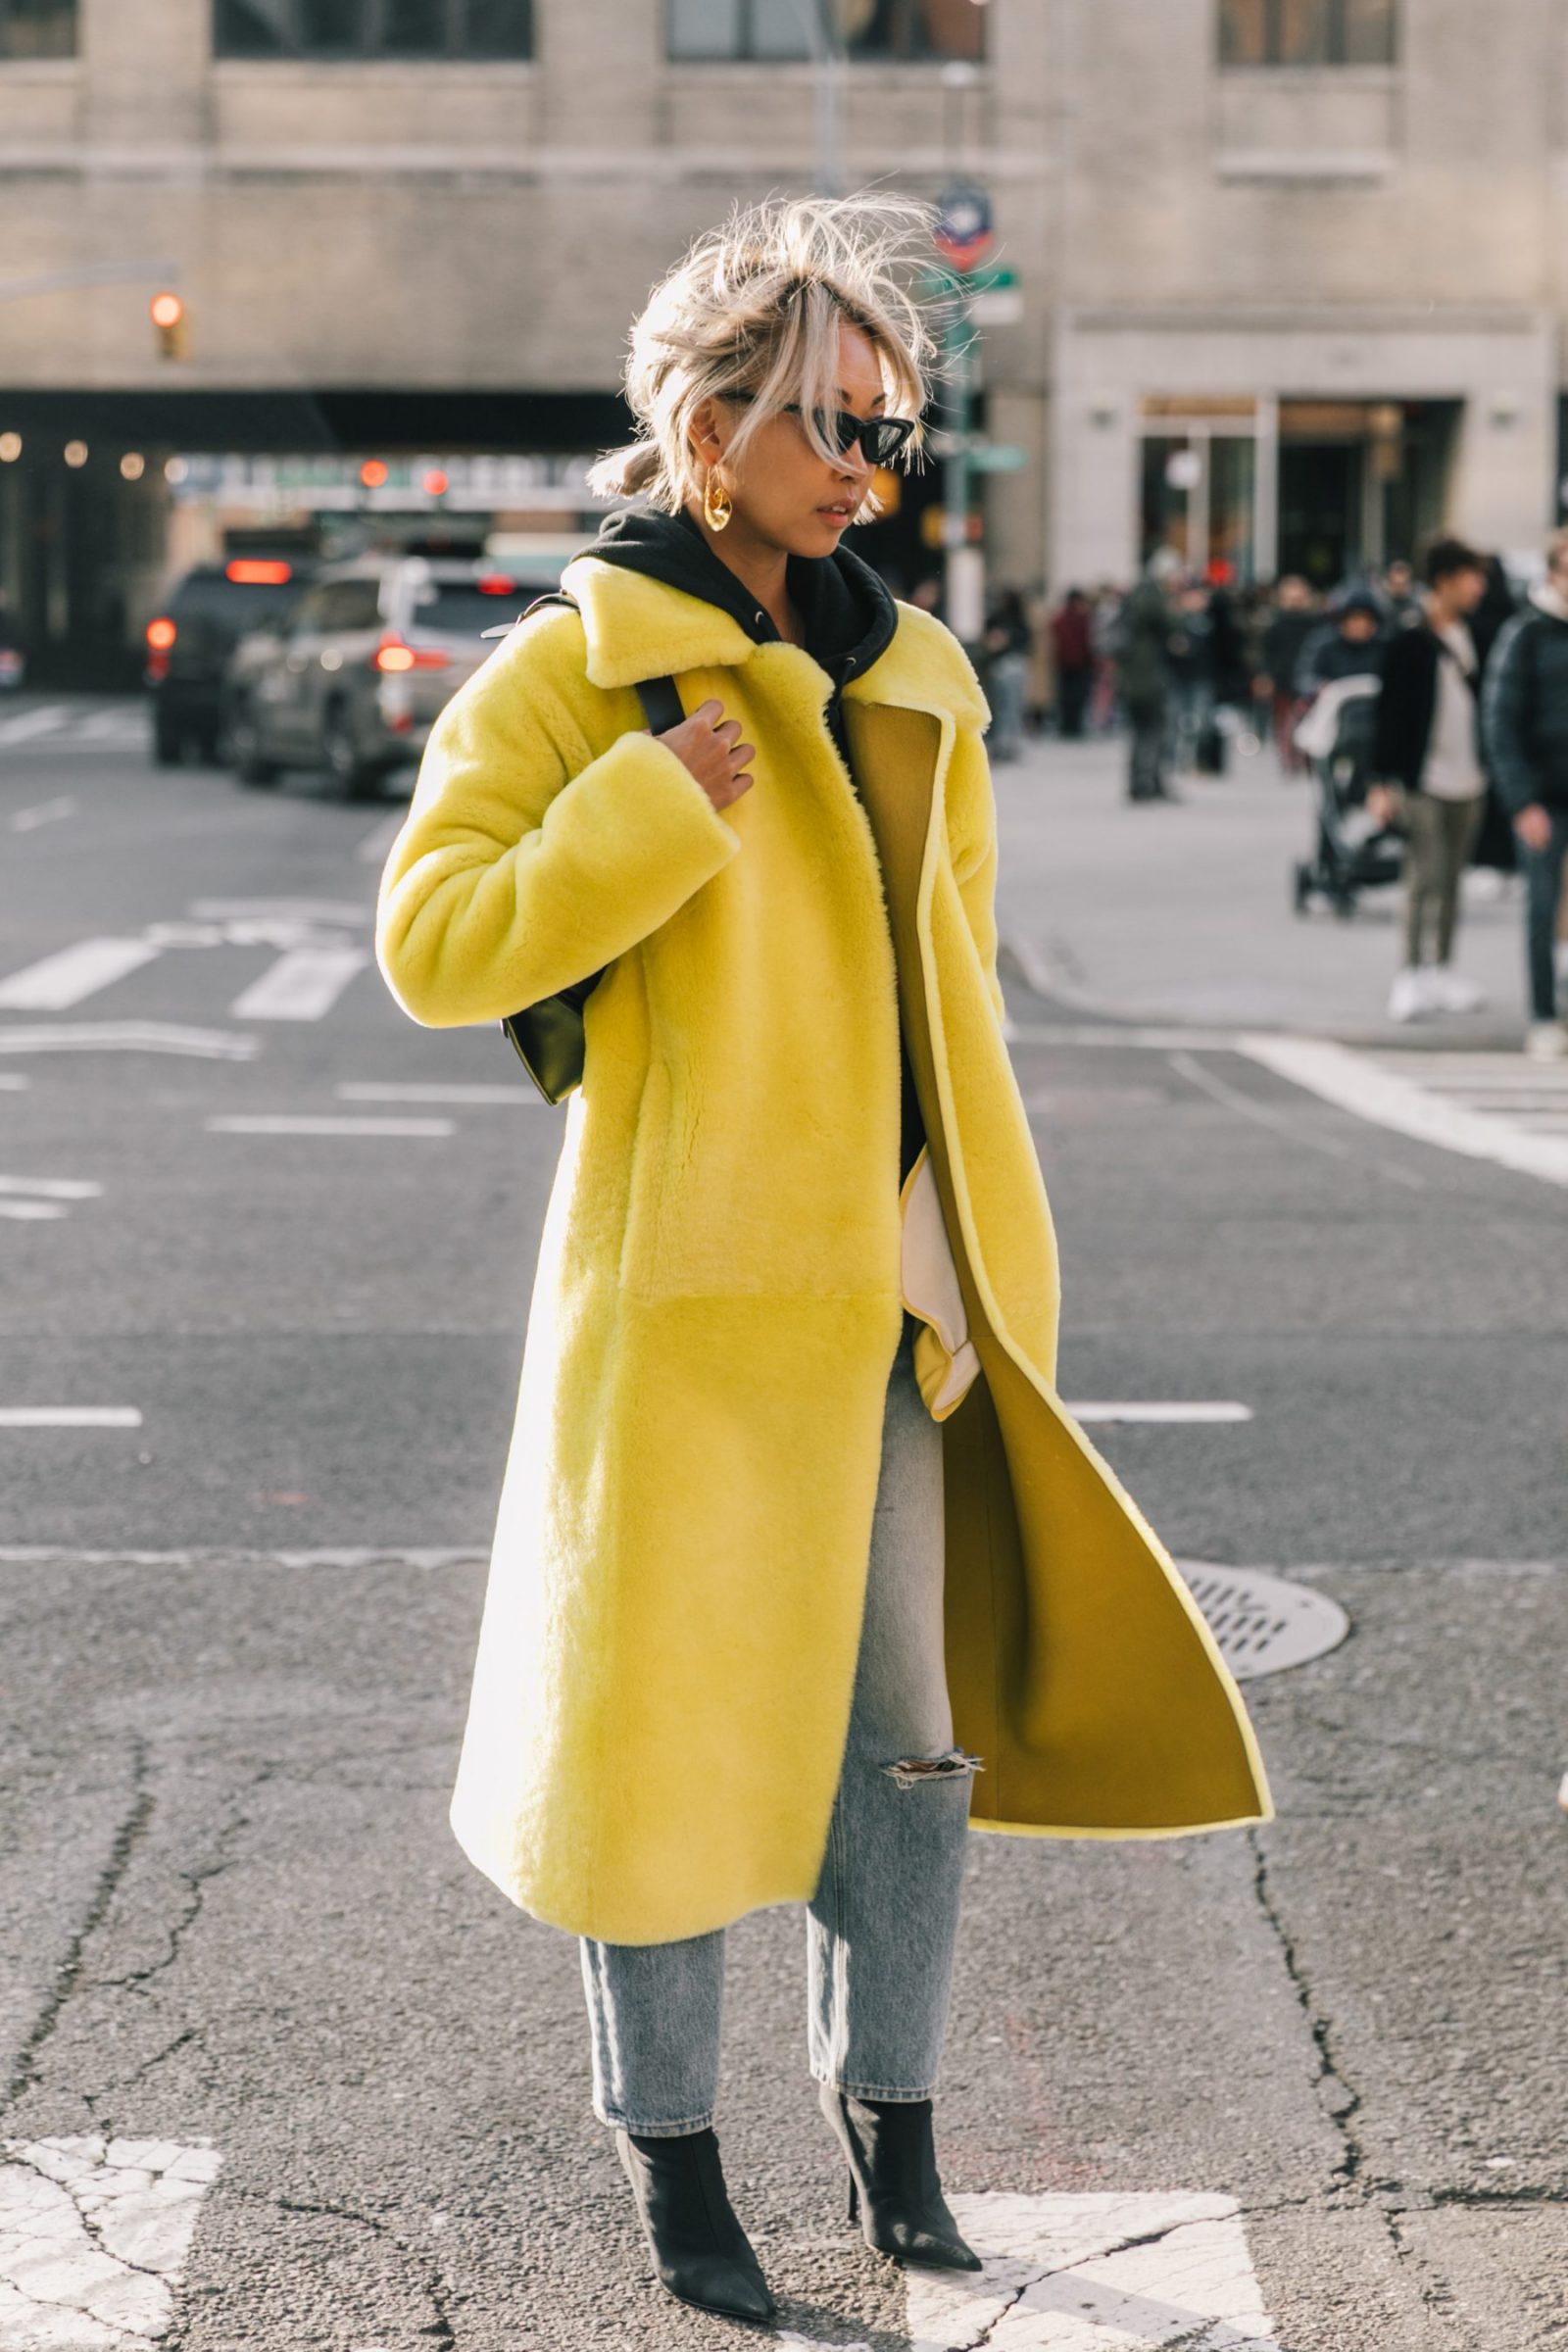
[722,391,916,468]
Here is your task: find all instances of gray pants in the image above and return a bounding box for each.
[578,1316,977,2134]
[1403,790,1485,967]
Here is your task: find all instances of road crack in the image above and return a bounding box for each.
[172,2183,459,2350]
[1249,1831,1465,2328]
[2,1733,153,2119]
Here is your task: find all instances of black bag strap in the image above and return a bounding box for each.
[486,590,684,735]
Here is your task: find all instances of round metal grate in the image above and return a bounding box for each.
[1178,1563,1349,1680]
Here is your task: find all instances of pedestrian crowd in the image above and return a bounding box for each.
[961,535,1568,1058]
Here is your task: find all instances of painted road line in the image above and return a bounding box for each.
[0,706,68,748]
[0,1021,258,1060]
[0,1076,26,1091]
[0,937,165,1011]
[335,1080,535,1105]
[908,2190,1278,2350]
[1068,1401,1252,1425]
[8,795,76,833]
[74,708,142,743]
[0,1177,102,1200]
[1239,1033,1568,1190]
[229,946,370,1021]
[1005,1020,1247,1053]
[0,1201,68,1221]
[190,896,368,927]
[357,808,407,864]
[0,1408,142,1428]
[205,1114,455,1138]
[1169,1048,1428,1192]
[0,2134,221,2346]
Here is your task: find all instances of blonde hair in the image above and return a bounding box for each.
[587,191,936,520]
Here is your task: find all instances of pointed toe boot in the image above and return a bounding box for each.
[614,2126,779,2324]
[817,2082,982,2272]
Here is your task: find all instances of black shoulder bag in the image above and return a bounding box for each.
[482,592,684,1103]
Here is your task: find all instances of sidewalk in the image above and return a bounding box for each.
[992,735,1536,1047]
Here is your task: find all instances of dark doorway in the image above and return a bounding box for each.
[1278,442,1359,589]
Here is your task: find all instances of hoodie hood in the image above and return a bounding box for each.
[586,503,899,693]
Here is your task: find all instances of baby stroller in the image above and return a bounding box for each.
[1290,674,1402,918]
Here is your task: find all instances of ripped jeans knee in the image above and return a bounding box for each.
[880,1746,984,1791]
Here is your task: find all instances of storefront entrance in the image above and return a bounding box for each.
[1138,395,1461,587]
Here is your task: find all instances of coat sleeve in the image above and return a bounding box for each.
[1481,612,1538,817]
[375,612,742,1029]
[945,720,1005,1026]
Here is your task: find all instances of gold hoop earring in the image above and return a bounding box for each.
[704,469,733,533]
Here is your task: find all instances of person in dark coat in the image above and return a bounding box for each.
[1116,559,1180,802]
[1050,587,1095,739]
[1257,576,1318,772]
[1298,590,1385,693]
[1368,539,1491,1022]
[1482,527,1568,1056]
[1467,555,1521,878]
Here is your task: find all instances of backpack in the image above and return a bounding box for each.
[480,591,683,1102]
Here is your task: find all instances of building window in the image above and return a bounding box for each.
[668,0,985,65]
[213,0,531,59]
[0,0,77,59]
[1219,0,1396,66]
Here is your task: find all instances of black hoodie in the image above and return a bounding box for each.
[587,506,925,1187]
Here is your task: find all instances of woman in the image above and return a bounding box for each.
[376,194,1270,2328]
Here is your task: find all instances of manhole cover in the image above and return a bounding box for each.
[1178,1563,1349,1679]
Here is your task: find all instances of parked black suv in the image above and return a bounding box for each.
[145,559,313,764]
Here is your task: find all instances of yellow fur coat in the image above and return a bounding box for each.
[375,555,1272,1945]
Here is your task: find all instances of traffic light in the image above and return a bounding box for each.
[150,291,187,361]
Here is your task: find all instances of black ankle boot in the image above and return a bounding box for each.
[817,2082,982,2272]
[614,2126,778,2323]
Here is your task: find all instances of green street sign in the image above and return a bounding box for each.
[967,442,1029,473]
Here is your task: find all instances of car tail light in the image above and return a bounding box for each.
[225,558,293,585]
[372,634,448,673]
[145,616,176,652]
[476,574,517,596]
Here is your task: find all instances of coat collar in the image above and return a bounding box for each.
[561,553,990,730]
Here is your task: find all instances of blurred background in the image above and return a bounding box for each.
[3,0,1557,690]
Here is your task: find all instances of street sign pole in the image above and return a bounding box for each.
[942,288,985,648]
[933,181,995,653]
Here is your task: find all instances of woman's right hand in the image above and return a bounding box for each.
[659,698,756,812]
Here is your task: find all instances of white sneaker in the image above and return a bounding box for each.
[1424,964,1486,1012]
[1389,965,1432,1022]
[1525,1021,1568,1060]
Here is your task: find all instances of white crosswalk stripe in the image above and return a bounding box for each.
[0,706,68,748]
[229,946,370,1021]
[909,2192,1279,2350]
[0,937,165,1011]
[0,2134,220,2344]
[0,701,145,752]
[1240,1037,1568,1189]
[0,904,374,1026]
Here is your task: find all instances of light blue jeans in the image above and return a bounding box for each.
[579,1314,979,2134]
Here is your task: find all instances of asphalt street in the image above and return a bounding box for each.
[0,700,1563,2350]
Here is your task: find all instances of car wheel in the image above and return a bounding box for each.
[229,699,279,788]
[322,702,377,801]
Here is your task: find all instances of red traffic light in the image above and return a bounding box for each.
[150,291,183,330]
[360,459,389,489]
[225,559,293,585]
